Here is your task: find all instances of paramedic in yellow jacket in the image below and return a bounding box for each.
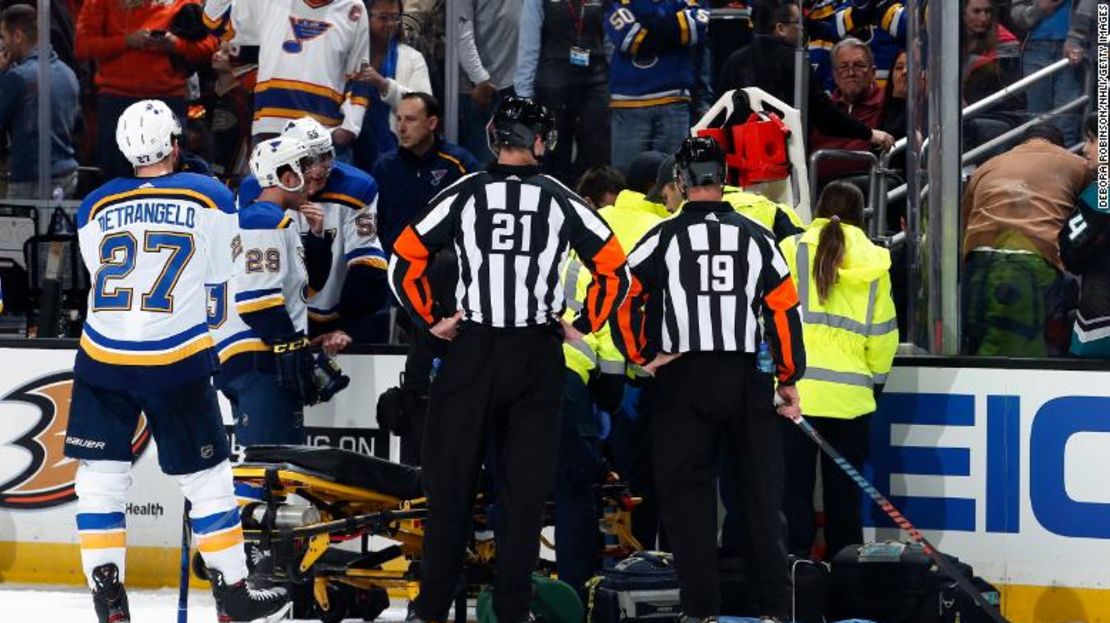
[722,184,805,241]
[778,181,898,561]
[555,156,667,596]
[647,154,806,240]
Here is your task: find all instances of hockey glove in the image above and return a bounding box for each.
[271,333,319,406]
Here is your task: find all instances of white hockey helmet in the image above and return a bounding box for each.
[115,100,182,168]
[250,137,312,192]
[281,116,334,158]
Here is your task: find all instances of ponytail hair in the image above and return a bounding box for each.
[813,181,865,304]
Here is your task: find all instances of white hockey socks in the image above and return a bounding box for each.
[177,459,248,585]
[75,460,132,590]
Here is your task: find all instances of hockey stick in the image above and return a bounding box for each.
[177,499,192,623]
[790,415,1009,623]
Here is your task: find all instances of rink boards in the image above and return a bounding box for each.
[0,342,1108,622]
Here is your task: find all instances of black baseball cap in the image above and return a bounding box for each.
[645,155,677,203]
[627,151,668,195]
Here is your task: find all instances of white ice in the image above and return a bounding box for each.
[0,584,412,622]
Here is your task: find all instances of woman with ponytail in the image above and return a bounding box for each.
[778,181,899,561]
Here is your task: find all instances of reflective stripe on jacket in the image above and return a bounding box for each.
[562,190,665,384]
[780,218,898,418]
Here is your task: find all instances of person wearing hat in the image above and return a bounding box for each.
[612,136,804,623]
[556,151,673,568]
[645,154,684,214]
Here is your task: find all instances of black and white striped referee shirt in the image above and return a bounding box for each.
[611,200,806,384]
[388,164,630,332]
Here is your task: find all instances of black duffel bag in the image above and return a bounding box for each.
[587,551,683,623]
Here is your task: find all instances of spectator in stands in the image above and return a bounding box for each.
[458,0,519,168]
[0,5,79,198]
[809,37,886,185]
[961,122,1092,357]
[0,0,79,74]
[1059,114,1110,357]
[515,0,610,184]
[805,0,907,93]
[879,49,908,146]
[76,0,216,180]
[603,0,708,173]
[228,0,369,157]
[354,0,432,173]
[964,0,1022,106]
[718,0,895,153]
[575,166,625,210]
[373,92,478,256]
[1011,0,1097,144]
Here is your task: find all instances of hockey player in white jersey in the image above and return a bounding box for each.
[64,100,291,623]
[238,116,388,342]
[222,0,372,146]
[210,136,331,446]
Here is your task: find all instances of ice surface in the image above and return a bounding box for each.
[0,585,412,622]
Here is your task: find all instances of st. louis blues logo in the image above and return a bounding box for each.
[283,16,332,54]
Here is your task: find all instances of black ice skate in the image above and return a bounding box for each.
[209,568,292,622]
[90,563,130,623]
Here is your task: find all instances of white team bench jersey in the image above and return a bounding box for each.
[209,200,310,382]
[75,173,239,390]
[226,0,371,136]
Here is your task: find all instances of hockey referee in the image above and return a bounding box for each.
[388,96,630,623]
[612,136,806,622]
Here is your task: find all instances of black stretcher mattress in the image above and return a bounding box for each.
[243,445,423,501]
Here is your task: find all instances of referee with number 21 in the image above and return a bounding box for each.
[388,96,631,623]
[612,136,806,623]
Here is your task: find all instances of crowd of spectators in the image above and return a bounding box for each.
[0,0,1102,358]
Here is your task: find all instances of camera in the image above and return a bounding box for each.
[313,353,350,402]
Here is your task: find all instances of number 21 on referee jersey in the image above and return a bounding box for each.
[491,212,533,253]
[93,231,194,312]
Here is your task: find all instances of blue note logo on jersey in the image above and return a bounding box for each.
[283,16,332,54]
[430,168,448,188]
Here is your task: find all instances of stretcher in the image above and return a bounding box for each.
[191,445,640,623]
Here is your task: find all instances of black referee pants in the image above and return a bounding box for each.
[413,323,565,623]
[652,353,790,619]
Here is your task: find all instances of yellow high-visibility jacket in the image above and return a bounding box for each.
[780,219,898,418]
[562,190,664,384]
[722,186,805,241]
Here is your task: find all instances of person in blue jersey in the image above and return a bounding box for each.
[239,115,389,344]
[63,100,291,623]
[805,0,906,92]
[603,0,709,173]
[213,136,331,447]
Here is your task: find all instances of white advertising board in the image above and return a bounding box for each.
[0,347,1108,620]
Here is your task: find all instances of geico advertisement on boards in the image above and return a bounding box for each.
[868,365,1110,592]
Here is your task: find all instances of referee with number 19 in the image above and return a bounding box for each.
[612,136,806,622]
[388,96,630,623]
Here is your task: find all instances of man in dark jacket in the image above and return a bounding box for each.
[718,0,894,151]
[372,92,479,256]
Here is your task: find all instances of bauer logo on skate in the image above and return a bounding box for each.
[0,372,151,510]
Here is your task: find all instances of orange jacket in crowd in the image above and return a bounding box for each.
[76,0,217,98]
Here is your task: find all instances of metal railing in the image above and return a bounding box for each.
[875,57,1089,238]
[808,149,882,236]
